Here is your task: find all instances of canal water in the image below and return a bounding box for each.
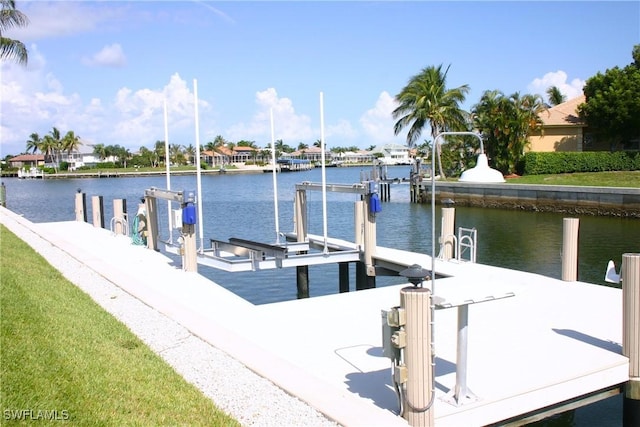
[2,166,637,426]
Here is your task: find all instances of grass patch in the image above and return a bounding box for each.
[505,171,640,188]
[0,225,240,426]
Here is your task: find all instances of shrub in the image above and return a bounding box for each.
[523,151,640,175]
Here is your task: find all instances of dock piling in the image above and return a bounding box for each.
[0,182,6,207]
[401,286,435,426]
[75,191,86,222]
[561,218,580,281]
[112,199,127,235]
[91,195,104,228]
[623,252,640,427]
[441,206,455,260]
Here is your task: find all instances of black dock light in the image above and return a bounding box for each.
[399,264,431,288]
[442,198,455,208]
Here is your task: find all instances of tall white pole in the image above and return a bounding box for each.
[270,108,280,244]
[319,92,328,253]
[164,99,173,243]
[193,79,204,253]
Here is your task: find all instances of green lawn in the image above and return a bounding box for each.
[504,171,640,188]
[0,225,240,426]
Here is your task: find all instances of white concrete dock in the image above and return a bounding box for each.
[1,208,629,426]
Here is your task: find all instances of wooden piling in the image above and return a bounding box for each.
[145,196,158,251]
[295,189,309,298]
[401,286,435,426]
[75,192,86,222]
[91,195,104,228]
[0,182,6,207]
[113,199,127,235]
[362,195,377,289]
[182,223,198,272]
[561,218,580,281]
[623,253,640,427]
[441,207,455,260]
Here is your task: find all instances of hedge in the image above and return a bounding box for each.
[522,151,640,175]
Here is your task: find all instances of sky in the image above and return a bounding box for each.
[1,1,639,156]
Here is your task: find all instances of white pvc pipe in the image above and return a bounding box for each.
[164,99,173,243]
[193,79,204,253]
[319,92,328,253]
[270,109,280,244]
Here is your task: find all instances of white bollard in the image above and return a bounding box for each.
[561,218,579,281]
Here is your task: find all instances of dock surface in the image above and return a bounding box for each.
[0,208,628,426]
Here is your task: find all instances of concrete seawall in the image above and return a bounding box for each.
[420,182,640,218]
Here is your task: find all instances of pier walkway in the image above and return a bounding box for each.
[0,208,628,426]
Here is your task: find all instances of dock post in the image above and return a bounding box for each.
[145,196,158,251]
[362,194,377,289]
[441,205,455,260]
[0,182,6,207]
[182,223,197,272]
[113,199,127,235]
[295,189,309,298]
[623,253,640,427]
[354,200,368,290]
[91,195,104,228]
[75,191,86,222]
[561,218,580,281]
[401,286,435,426]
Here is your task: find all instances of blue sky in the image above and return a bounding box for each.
[1,1,638,156]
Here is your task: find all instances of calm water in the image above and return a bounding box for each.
[2,166,637,426]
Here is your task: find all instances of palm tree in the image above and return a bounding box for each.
[472,90,546,175]
[25,132,41,153]
[0,0,29,65]
[546,86,566,106]
[61,131,81,171]
[393,64,470,179]
[184,144,196,165]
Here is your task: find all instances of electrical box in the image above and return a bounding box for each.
[394,364,408,384]
[387,307,406,327]
[391,330,406,348]
[381,309,401,359]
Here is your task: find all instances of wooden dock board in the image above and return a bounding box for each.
[0,210,629,426]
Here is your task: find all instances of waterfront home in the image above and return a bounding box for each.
[370,143,413,165]
[528,95,587,152]
[8,154,45,169]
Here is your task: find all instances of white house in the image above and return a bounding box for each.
[370,143,413,165]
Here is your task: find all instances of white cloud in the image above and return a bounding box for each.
[360,91,405,146]
[5,2,125,41]
[82,44,126,68]
[527,70,585,103]
[226,88,314,144]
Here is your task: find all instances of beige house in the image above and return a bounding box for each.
[528,95,586,152]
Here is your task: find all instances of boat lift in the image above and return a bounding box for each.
[143,180,380,276]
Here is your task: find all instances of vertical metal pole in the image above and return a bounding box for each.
[454,306,469,403]
[562,218,580,281]
[401,286,434,427]
[623,253,640,427]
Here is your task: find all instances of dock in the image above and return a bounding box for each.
[0,205,631,426]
